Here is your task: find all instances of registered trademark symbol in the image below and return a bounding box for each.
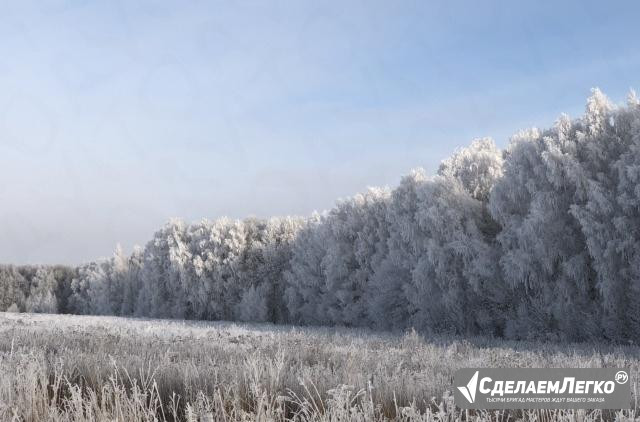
[615,371,628,384]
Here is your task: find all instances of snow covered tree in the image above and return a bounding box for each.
[489,105,603,340]
[237,216,303,323]
[395,139,505,335]
[120,246,144,316]
[136,219,192,318]
[609,93,640,338]
[25,267,58,314]
[317,188,391,327]
[408,175,501,334]
[70,261,108,315]
[236,284,270,322]
[438,139,507,334]
[438,138,503,202]
[368,170,427,330]
[206,218,246,320]
[0,265,27,312]
[567,89,640,340]
[376,139,505,335]
[285,213,331,325]
[51,265,76,314]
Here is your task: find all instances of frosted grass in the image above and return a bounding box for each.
[0,312,638,421]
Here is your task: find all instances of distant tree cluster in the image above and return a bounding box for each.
[2,90,639,342]
[66,217,305,323]
[0,265,74,314]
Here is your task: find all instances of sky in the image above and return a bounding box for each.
[1,0,640,265]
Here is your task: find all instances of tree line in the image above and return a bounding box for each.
[2,90,639,342]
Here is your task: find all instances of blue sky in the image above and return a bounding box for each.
[1,0,640,264]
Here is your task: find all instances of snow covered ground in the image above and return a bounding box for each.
[0,312,638,421]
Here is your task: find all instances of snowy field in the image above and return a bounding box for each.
[0,312,638,421]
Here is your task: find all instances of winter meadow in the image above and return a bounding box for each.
[1,91,640,420]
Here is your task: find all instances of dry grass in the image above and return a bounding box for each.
[0,312,638,421]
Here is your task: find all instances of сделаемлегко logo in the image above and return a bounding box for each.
[454,368,631,409]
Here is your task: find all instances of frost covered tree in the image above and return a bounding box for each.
[0,266,73,314]
[489,123,600,340]
[51,265,76,314]
[25,267,58,314]
[69,245,136,316]
[438,138,504,202]
[285,213,331,325]
[70,261,107,314]
[346,188,391,327]
[236,284,270,322]
[120,246,144,316]
[567,90,640,340]
[0,266,27,312]
[203,218,246,320]
[375,139,505,335]
[267,217,306,322]
[135,219,192,318]
[370,170,427,330]
[130,216,302,323]
[414,139,504,335]
[608,93,640,338]
[236,216,303,323]
[316,188,391,327]
[487,91,639,340]
[183,219,220,319]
